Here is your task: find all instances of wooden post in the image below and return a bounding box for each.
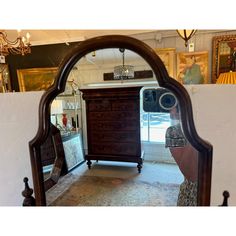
[22,177,36,206]
[219,190,230,206]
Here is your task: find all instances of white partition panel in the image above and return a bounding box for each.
[185,84,236,206]
[0,91,44,206]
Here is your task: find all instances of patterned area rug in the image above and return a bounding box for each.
[48,174,180,206]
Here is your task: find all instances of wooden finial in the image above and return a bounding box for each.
[219,190,230,206]
[22,177,36,206]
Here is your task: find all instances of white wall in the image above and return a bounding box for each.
[185,84,236,206]
[134,30,236,82]
[0,91,44,206]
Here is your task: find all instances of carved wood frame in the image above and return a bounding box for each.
[212,34,236,83]
[29,35,213,206]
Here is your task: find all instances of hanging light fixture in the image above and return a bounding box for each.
[0,30,31,56]
[176,30,197,47]
[114,48,134,80]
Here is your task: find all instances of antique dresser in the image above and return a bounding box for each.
[80,86,143,172]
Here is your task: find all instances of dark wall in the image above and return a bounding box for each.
[6,42,80,91]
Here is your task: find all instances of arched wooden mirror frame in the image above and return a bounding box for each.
[29,35,212,206]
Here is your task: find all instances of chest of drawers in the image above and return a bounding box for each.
[80,86,143,172]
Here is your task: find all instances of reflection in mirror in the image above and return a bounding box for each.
[75,48,157,86]
[165,100,198,206]
[42,69,85,194]
[41,123,66,191]
[142,87,198,206]
[41,47,198,206]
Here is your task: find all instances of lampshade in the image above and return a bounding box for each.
[51,100,63,115]
[114,48,134,80]
[177,30,197,47]
[216,71,236,84]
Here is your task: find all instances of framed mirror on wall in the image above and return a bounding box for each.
[212,34,236,83]
[0,63,11,92]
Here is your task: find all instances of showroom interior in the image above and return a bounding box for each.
[1,29,236,208]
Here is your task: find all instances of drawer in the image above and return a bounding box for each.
[89,142,141,156]
[90,131,139,142]
[112,100,139,111]
[88,111,139,121]
[89,120,139,131]
[88,100,111,111]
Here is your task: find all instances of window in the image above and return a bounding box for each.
[140,111,171,143]
[140,87,173,143]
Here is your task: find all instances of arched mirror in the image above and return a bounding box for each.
[29,35,212,206]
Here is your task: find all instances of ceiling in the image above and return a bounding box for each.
[4,29,154,45]
[3,29,156,67]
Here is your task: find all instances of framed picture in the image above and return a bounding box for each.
[0,64,12,92]
[17,67,58,92]
[177,51,208,84]
[154,48,176,78]
[212,34,236,83]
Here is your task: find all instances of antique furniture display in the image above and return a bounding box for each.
[80,86,143,173]
[29,35,212,206]
[212,34,236,83]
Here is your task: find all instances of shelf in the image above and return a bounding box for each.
[53,92,82,132]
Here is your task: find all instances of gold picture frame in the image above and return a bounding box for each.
[154,48,176,78]
[177,51,209,84]
[17,67,58,92]
[0,64,12,92]
[212,34,236,83]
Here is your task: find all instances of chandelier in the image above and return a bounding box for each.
[0,30,31,56]
[114,48,134,80]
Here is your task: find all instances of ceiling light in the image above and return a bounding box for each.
[114,48,134,80]
[177,30,197,47]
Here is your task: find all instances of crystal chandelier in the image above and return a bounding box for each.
[0,30,31,56]
[114,48,134,80]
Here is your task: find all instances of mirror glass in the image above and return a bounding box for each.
[42,69,84,192]
[43,47,199,206]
